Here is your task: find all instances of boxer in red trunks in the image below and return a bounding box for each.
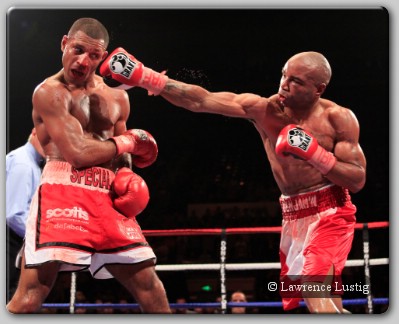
[6,18,171,314]
[100,49,367,313]
[278,184,357,310]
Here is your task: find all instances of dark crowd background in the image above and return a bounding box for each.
[7,8,389,314]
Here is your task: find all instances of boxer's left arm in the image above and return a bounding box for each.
[161,80,269,119]
[324,107,366,193]
[100,48,271,122]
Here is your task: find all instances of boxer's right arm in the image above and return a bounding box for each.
[109,129,158,168]
[33,82,119,168]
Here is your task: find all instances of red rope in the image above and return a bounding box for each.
[142,221,389,237]
[354,221,389,229]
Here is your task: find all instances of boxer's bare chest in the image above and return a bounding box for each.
[70,89,119,139]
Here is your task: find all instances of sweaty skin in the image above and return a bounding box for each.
[155,52,366,313]
[99,48,366,313]
[32,31,130,170]
[160,53,366,196]
[7,28,171,314]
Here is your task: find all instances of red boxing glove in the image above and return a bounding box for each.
[110,129,158,168]
[100,47,168,95]
[112,167,150,218]
[275,124,336,175]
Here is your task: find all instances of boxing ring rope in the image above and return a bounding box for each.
[43,221,389,314]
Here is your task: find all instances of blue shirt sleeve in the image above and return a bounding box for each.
[6,140,44,238]
[6,161,36,237]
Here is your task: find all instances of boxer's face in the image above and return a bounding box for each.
[278,58,320,108]
[61,31,108,85]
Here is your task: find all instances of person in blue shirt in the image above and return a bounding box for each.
[6,127,45,301]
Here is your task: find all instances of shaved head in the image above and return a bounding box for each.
[288,51,332,85]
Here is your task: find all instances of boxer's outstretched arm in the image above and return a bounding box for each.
[161,79,268,120]
[99,47,268,120]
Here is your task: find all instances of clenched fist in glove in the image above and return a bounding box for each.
[275,124,336,175]
[112,167,150,218]
[100,47,168,95]
[110,129,158,168]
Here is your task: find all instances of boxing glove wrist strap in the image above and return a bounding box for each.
[140,67,168,95]
[308,145,337,175]
[109,136,135,156]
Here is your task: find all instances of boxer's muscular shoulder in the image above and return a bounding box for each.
[323,99,357,127]
[249,95,291,140]
[268,94,285,112]
[96,75,129,103]
[33,77,71,109]
[264,94,291,123]
[238,94,279,119]
[101,82,129,101]
[321,98,347,114]
[35,72,71,95]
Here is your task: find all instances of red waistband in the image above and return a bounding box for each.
[41,161,115,191]
[279,185,351,221]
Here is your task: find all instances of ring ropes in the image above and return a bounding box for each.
[42,221,389,314]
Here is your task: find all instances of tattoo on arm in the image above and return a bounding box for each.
[165,82,184,93]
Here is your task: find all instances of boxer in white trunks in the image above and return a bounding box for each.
[6,18,171,314]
